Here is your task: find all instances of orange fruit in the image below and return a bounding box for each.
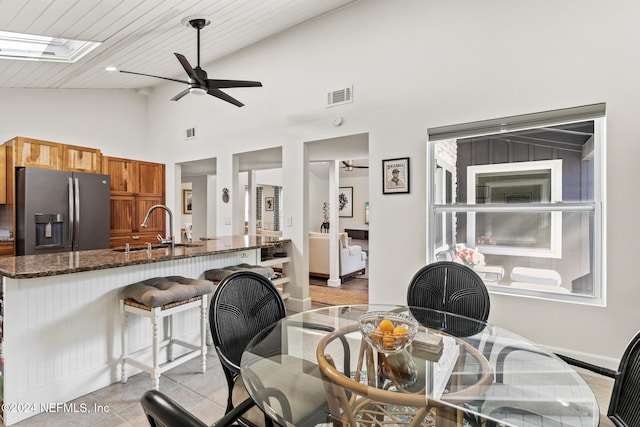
[393,325,408,336]
[382,336,395,347]
[379,319,394,333]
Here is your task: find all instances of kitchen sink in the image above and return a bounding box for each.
[113,243,203,253]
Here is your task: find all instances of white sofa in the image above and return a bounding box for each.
[309,231,367,280]
[256,229,282,237]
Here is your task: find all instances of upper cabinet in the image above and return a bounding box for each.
[6,136,102,173]
[63,144,102,173]
[102,156,166,248]
[137,161,164,196]
[102,156,164,196]
[12,137,63,170]
[102,156,137,195]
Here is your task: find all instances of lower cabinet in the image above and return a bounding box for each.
[0,242,13,257]
[109,195,165,248]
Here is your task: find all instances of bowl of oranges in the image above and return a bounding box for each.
[358,311,419,353]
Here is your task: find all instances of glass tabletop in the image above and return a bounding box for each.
[241,304,599,427]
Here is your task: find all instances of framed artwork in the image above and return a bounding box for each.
[265,197,274,211]
[183,189,192,214]
[339,187,353,217]
[382,157,410,194]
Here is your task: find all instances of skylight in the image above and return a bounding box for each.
[0,30,100,63]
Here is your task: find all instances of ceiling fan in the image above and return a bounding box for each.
[341,160,369,171]
[119,17,262,107]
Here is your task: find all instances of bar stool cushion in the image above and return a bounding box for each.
[204,263,274,283]
[123,276,214,308]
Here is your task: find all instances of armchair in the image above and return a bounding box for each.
[309,231,367,280]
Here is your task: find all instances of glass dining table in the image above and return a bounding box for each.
[240,304,599,427]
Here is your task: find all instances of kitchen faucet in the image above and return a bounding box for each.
[141,204,174,250]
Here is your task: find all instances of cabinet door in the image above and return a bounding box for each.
[136,161,164,196]
[0,241,13,256]
[109,195,135,234]
[14,137,63,170]
[135,196,165,234]
[63,145,102,173]
[102,156,137,195]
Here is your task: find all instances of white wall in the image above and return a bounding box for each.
[2,0,638,364]
[142,0,640,364]
[0,88,147,158]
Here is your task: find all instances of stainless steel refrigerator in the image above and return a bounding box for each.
[16,167,111,255]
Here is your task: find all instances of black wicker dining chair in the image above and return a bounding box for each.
[210,271,288,427]
[556,330,640,427]
[491,329,640,427]
[210,271,346,427]
[407,261,490,331]
[141,389,254,427]
[407,261,491,427]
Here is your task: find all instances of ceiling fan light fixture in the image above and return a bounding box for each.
[189,87,207,96]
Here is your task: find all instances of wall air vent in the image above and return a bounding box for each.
[327,86,353,107]
[185,127,196,140]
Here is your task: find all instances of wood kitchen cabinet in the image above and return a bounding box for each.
[11,137,63,170]
[0,241,13,257]
[102,156,165,248]
[5,136,103,173]
[63,144,102,173]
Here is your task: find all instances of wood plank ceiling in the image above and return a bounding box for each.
[0,0,356,89]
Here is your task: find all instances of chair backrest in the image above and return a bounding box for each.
[141,389,207,427]
[210,271,287,375]
[609,330,640,426]
[407,261,490,324]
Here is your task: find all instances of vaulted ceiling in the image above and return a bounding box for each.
[0,0,356,89]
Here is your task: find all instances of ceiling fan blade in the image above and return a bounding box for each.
[207,88,244,107]
[207,79,263,89]
[174,53,205,86]
[170,88,191,101]
[342,160,351,168]
[119,70,190,85]
[353,165,369,168]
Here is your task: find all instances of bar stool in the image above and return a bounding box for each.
[120,276,214,390]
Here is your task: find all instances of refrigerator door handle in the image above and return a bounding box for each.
[68,177,74,248]
[74,177,80,246]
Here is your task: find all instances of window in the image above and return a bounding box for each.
[427,104,605,304]
[467,159,563,258]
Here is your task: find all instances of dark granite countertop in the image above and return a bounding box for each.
[0,235,288,279]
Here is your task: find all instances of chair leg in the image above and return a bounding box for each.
[200,295,207,373]
[167,313,174,362]
[120,299,128,384]
[151,307,161,390]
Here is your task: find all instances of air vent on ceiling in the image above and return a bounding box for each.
[185,127,196,140]
[327,86,353,107]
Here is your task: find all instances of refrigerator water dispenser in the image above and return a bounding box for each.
[35,214,64,249]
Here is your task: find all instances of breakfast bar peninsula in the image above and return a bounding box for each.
[0,235,293,425]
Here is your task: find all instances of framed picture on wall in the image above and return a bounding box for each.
[265,197,274,211]
[183,189,192,214]
[339,187,353,217]
[382,157,410,194]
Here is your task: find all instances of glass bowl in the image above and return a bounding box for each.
[358,311,419,353]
